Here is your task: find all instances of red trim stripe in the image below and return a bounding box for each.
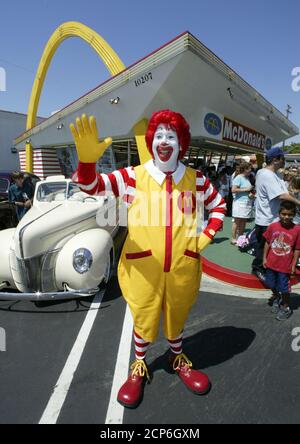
[135,350,147,359]
[204,177,210,189]
[170,344,183,353]
[134,331,144,340]
[168,337,183,345]
[205,218,224,233]
[126,178,136,188]
[19,157,59,161]
[204,189,218,206]
[28,162,61,166]
[108,173,120,198]
[32,165,61,168]
[164,175,173,273]
[86,184,99,195]
[201,257,300,289]
[30,168,62,171]
[123,194,135,204]
[134,339,150,348]
[126,250,152,260]
[33,170,61,173]
[32,167,61,170]
[184,250,200,260]
[96,175,106,193]
[32,157,60,161]
[210,205,226,213]
[197,177,210,192]
[32,154,59,157]
[119,168,130,185]
[119,167,136,189]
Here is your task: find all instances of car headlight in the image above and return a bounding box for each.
[73,248,93,274]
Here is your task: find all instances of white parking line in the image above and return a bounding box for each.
[39,291,105,424]
[105,304,133,425]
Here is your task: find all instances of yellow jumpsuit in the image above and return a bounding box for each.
[118,164,202,343]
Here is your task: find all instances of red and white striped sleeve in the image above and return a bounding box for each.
[196,171,227,239]
[72,162,136,204]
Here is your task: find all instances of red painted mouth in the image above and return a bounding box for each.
[157,145,173,162]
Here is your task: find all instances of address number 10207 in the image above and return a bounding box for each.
[134,73,153,87]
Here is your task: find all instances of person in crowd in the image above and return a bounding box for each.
[231,163,241,184]
[8,171,34,221]
[248,166,256,187]
[252,147,300,282]
[224,165,233,216]
[288,176,300,225]
[231,162,253,245]
[218,169,230,201]
[263,201,300,320]
[225,165,233,183]
[206,165,218,187]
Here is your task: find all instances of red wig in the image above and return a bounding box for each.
[145,110,191,160]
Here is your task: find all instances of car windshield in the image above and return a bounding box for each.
[67,183,82,198]
[0,178,9,192]
[36,182,67,202]
[36,182,88,202]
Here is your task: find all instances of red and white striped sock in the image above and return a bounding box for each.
[134,331,150,360]
[168,333,183,355]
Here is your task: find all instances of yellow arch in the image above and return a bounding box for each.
[26,21,126,171]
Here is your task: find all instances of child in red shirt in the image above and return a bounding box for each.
[263,200,300,320]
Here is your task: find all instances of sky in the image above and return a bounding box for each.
[1,0,300,143]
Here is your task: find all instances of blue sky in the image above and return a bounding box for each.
[1,0,300,143]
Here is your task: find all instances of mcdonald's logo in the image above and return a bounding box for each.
[177,191,196,215]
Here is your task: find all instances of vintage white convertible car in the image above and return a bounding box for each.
[0,176,120,301]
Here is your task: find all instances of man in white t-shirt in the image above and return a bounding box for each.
[252,147,300,281]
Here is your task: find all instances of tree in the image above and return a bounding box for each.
[285,143,300,154]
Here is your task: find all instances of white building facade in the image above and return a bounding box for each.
[0,110,46,172]
[0,110,29,171]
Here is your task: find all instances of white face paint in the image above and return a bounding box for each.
[152,124,180,173]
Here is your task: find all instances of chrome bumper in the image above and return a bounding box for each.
[0,287,99,301]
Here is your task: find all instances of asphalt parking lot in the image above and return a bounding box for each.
[0,278,300,424]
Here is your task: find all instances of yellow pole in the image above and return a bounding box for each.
[25,142,33,173]
[133,118,152,164]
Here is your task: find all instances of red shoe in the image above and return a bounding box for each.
[169,353,211,395]
[117,359,151,409]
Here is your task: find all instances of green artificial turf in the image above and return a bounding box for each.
[202,217,255,273]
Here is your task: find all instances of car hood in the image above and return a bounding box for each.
[14,199,108,259]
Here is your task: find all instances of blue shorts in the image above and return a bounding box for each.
[265,269,291,294]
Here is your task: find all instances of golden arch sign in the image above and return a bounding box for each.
[25,21,126,172]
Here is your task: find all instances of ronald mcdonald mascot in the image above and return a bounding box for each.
[70,110,226,409]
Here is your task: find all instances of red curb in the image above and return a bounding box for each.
[201,257,300,289]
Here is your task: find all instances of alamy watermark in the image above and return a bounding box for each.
[291,67,300,92]
[0,327,6,352]
[95,190,205,238]
[291,327,300,352]
[0,67,6,92]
